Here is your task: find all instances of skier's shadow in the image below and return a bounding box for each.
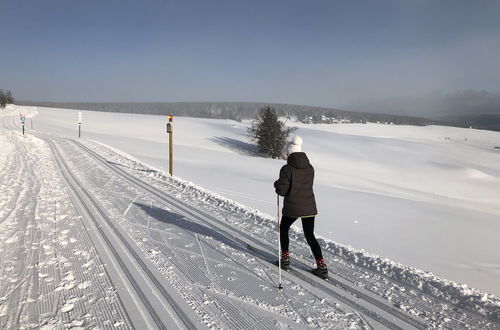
[134,202,252,256]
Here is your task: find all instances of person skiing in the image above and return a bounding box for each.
[274,136,328,279]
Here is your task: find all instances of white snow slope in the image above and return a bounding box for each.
[1,104,499,329]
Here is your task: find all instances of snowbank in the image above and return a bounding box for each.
[93,139,500,321]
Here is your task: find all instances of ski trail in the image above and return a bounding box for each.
[47,138,197,329]
[102,175,116,189]
[10,128,494,329]
[195,233,217,290]
[123,193,141,217]
[64,137,421,328]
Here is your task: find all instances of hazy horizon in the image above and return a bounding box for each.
[1,0,499,117]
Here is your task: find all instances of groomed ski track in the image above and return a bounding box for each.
[67,138,424,330]
[40,135,370,328]
[2,109,499,329]
[45,138,199,329]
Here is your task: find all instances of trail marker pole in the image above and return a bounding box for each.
[20,114,26,135]
[78,112,82,138]
[166,115,173,176]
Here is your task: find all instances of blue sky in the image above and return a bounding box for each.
[1,0,499,109]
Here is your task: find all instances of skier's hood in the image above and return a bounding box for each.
[287,152,310,169]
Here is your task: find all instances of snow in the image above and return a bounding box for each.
[1,104,500,328]
[0,111,131,328]
[15,104,500,298]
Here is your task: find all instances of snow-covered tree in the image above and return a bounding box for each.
[248,106,297,159]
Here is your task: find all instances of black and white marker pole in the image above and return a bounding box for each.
[78,112,82,138]
[166,114,173,176]
[20,114,25,135]
[277,194,283,290]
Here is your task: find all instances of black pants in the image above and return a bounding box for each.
[280,215,323,260]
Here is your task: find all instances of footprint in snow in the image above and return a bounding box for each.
[61,303,74,313]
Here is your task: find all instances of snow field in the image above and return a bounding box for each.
[55,138,360,328]
[76,137,499,327]
[18,104,500,297]
[0,124,132,329]
[2,104,500,328]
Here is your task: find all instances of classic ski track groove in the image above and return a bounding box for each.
[59,139,367,328]
[248,248,337,326]
[68,140,367,328]
[141,222,294,329]
[134,199,318,328]
[193,232,314,327]
[4,110,497,328]
[44,138,199,330]
[83,138,499,329]
[57,139,347,327]
[70,138,431,330]
[45,139,162,329]
[133,206,344,328]
[118,186,346,325]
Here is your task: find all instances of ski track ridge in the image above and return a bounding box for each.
[43,137,198,330]
[76,137,500,328]
[69,137,432,330]
[8,103,494,328]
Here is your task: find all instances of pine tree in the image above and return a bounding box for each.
[0,89,14,107]
[248,106,297,159]
[6,90,14,104]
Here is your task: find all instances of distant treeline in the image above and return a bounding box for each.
[0,89,15,107]
[17,101,438,126]
[438,114,500,132]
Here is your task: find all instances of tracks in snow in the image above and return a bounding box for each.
[68,138,429,329]
[4,107,498,328]
[44,137,200,330]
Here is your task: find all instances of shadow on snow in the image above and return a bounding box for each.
[133,202,272,259]
[209,136,259,157]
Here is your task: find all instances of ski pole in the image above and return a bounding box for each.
[277,194,283,290]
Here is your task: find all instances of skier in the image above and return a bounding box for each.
[274,136,328,279]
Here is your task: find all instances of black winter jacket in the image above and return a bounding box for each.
[274,152,317,218]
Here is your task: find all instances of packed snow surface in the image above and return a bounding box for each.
[18,105,500,297]
[2,104,500,329]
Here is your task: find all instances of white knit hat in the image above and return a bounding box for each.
[287,136,303,156]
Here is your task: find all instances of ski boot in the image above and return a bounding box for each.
[280,256,290,270]
[312,259,328,279]
[276,251,290,270]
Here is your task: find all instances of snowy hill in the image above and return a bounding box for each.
[1,104,499,329]
[21,104,500,295]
